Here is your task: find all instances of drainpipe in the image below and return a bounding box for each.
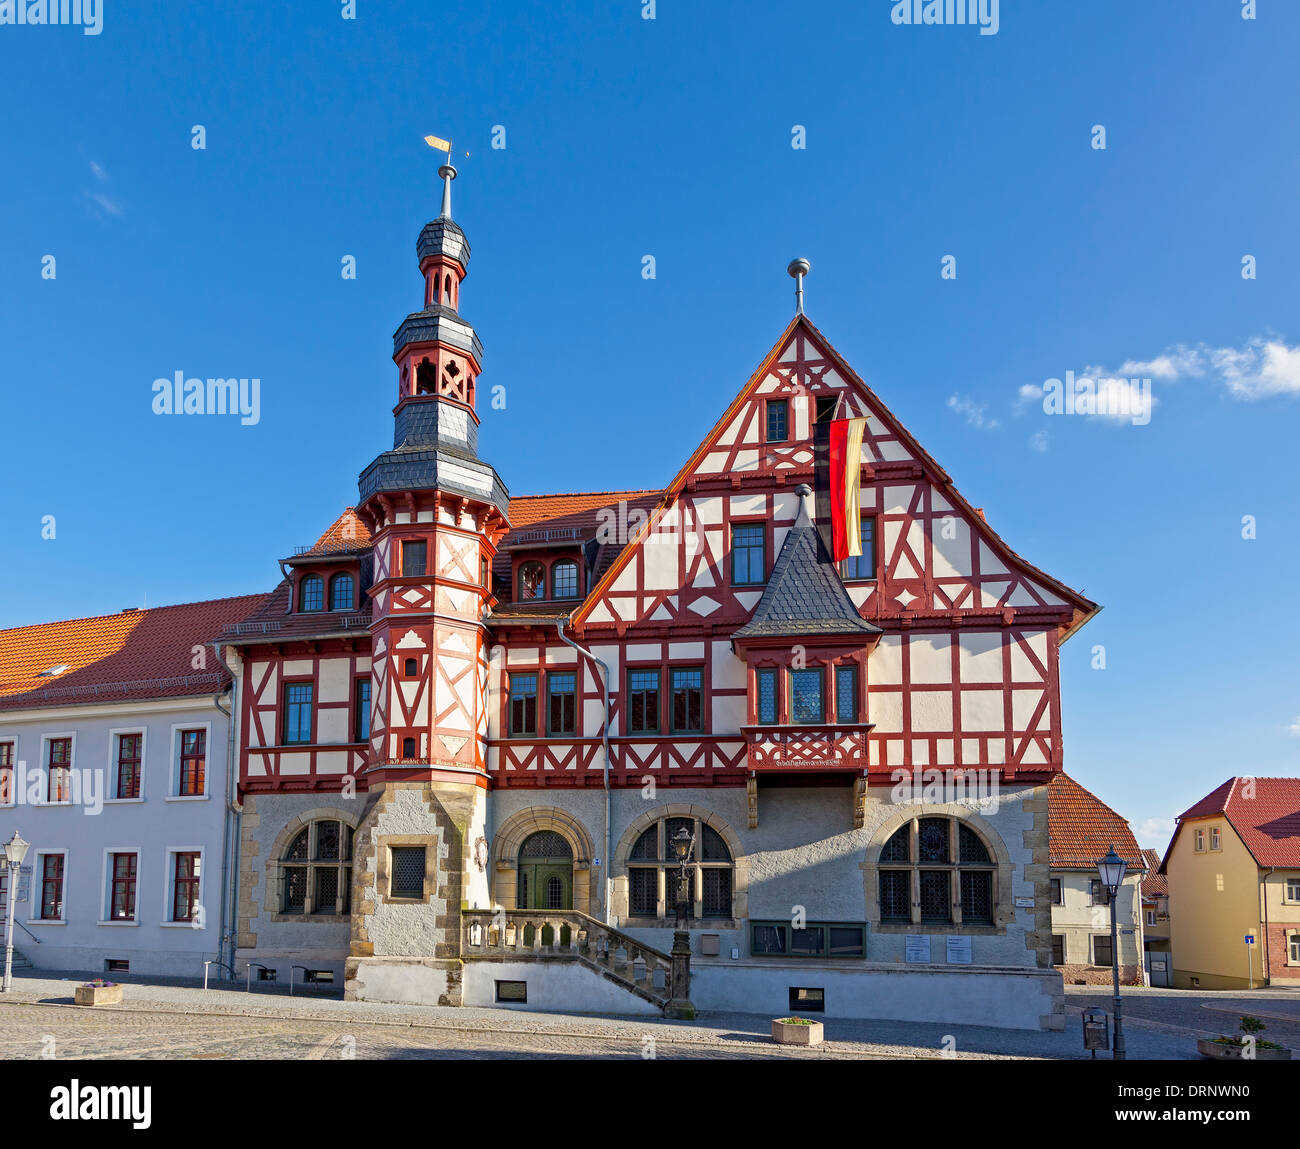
[1261,866,1274,984]
[278,560,293,613]
[210,641,242,978]
[555,619,612,924]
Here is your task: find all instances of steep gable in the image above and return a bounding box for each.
[574,316,1097,638]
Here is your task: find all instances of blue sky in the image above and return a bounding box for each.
[1,1,1297,848]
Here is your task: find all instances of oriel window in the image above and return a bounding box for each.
[401,540,427,577]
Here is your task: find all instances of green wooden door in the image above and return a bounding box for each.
[518,863,572,910]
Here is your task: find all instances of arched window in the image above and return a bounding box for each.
[518,562,545,600]
[551,560,579,599]
[329,573,354,612]
[878,817,996,927]
[299,575,324,612]
[280,819,353,915]
[444,273,452,302]
[626,816,733,921]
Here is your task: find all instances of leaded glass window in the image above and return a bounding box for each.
[756,668,778,724]
[280,819,352,916]
[835,665,858,723]
[520,831,570,859]
[790,668,824,723]
[623,816,734,920]
[876,816,997,928]
[390,846,426,900]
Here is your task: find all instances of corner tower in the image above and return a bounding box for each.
[347,160,509,1005]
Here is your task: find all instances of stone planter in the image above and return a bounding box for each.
[74,984,123,1007]
[1197,1038,1292,1061]
[772,1019,824,1046]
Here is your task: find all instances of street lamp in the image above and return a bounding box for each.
[670,825,695,929]
[2,831,30,993]
[1097,844,1129,1060]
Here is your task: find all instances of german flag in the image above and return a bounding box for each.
[814,417,868,562]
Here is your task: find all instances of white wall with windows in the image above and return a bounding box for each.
[0,695,231,978]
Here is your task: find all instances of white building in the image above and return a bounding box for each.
[0,596,260,978]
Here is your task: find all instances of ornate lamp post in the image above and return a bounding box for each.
[1097,845,1129,1060]
[665,824,697,1019]
[2,831,30,993]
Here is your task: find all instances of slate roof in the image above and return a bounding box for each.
[416,217,470,269]
[1140,849,1169,898]
[1165,777,1300,869]
[0,595,265,711]
[731,495,880,641]
[1046,772,1145,870]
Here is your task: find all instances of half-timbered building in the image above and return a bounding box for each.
[220,163,1098,1027]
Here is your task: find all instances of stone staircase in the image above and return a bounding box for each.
[462,909,674,1011]
[7,948,33,971]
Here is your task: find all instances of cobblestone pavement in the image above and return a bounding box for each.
[2,971,1289,1060]
[1066,985,1300,1051]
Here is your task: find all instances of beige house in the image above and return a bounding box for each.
[1047,773,1146,986]
[1162,777,1300,989]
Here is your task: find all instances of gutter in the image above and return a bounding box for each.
[554,619,612,925]
[209,641,242,978]
[1262,866,1274,984]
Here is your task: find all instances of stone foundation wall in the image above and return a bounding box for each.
[1057,962,1143,987]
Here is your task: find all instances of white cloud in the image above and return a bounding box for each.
[1137,818,1176,850]
[1211,338,1300,399]
[89,160,108,182]
[1028,429,1049,453]
[1287,716,1300,736]
[947,394,999,430]
[87,191,124,218]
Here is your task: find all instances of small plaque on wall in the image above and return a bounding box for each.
[946,936,972,964]
[1014,896,1034,908]
[905,935,931,963]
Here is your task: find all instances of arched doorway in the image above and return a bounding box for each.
[517,831,573,910]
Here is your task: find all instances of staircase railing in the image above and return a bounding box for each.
[462,908,673,1007]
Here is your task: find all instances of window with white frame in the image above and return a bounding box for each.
[1290,933,1300,965]
[1194,829,1205,851]
[0,740,13,805]
[177,729,206,797]
[46,736,72,803]
[168,851,202,923]
[107,852,139,921]
[36,851,67,921]
[113,732,143,800]
[1286,878,1300,903]
[1210,827,1221,851]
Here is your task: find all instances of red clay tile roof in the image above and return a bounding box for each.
[0,595,265,710]
[1047,772,1145,871]
[1167,777,1300,868]
[303,507,372,555]
[1140,848,1169,897]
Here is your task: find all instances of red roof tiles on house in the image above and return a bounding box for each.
[1047,772,1145,871]
[0,595,266,710]
[1140,848,1169,898]
[305,507,372,554]
[1168,777,1300,869]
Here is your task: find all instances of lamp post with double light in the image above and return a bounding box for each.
[2,831,30,993]
[1097,845,1128,1060]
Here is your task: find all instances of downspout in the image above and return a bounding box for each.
[278,560,293,613]
[210,641,242,977]
[555,619,612,924]
[1261,866,1274,984]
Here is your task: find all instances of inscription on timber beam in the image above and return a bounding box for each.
[741,724,873,771]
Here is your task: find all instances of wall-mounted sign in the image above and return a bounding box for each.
[946,936,972,964]
[904,935,931,963]
[1014,896,1034,908]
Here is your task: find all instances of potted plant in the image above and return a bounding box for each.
[74,979,123,1006]
[772,1016,824,1046]
[1197,1015,1292,1061]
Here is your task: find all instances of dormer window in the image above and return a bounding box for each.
[299,575,324,612]
[329,573,354,611]
[519,562,545,601]
[552,560,579,599]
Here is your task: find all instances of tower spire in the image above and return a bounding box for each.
[438,157,456,220]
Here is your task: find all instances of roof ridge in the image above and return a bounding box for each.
[0,592,270,637]
[512,488,661,501]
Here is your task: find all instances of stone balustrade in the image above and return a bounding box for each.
[462,908,673,1006]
